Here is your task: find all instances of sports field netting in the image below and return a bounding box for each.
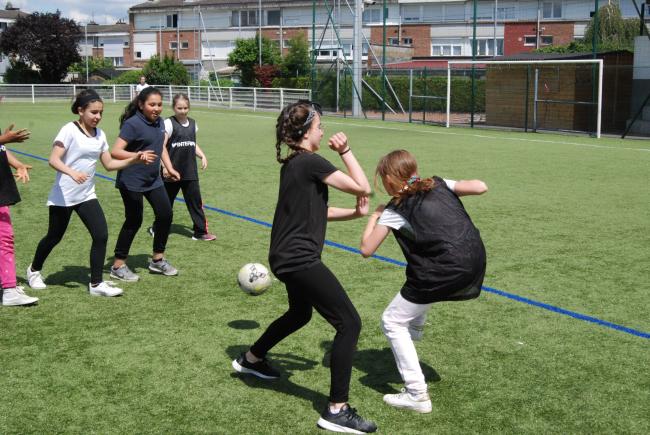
[1,102,648,434]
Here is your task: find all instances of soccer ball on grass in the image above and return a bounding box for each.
[237,263,272,295]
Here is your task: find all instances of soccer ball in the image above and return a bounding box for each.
[237,263,272,296]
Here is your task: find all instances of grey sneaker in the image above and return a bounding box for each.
[110,264,140,282]
[148,258,178,276]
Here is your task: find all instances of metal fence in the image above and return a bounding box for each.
[0,84,311,112]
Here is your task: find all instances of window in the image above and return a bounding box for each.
[170,41,178,50]
[123,41,130,48]
[541,35,553,45]
[475,39,504,56]
[267,10,281,26]
[166,14,178,28]
[524,36,538,46]
[431,39,462,56]
[109,57,124,67]
[403,37,413,46]
[136,51,142,59]
[232,10,258,27]
[91,36,100,48]
[497,7,516,20]
[181,41,189,49]
[0,22,7,31]
[388,37,399,46]
[403,5,421,22]
[362,8,382,23]
[543,1,562,19]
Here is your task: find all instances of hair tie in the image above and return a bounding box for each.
[407,175,420,186]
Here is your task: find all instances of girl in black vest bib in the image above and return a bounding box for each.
[231,101,377,434]
[153,94,215,241]
[360,149,488,414]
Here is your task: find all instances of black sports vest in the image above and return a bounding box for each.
[166,116,198,181]
[0,145,21,207]
[387,176,486,304]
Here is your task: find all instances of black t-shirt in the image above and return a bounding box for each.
[115,110,165,192]
[268,152,337,276]
[0,145,20,207]
[165,116,198,181]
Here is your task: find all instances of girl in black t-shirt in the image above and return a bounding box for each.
[360,149,487,414]
[231,101,377,434]
[0,124,39,306]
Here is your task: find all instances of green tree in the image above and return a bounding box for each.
[0,11,81,83]
[3,59,41,84]
[281,33,310,78]
[227,36,281,86]
[537,3,639,54]
[68,57,114,78]
[107,69,144,85]
[142,54,190,85]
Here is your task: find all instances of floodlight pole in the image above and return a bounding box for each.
[352,0,362,117]
[470,0,477,128]
[259,0,262,67]
[85,23,89,83]
[381,0,387,120]
[311,0,316,99]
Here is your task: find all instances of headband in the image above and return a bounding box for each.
[78,91,102,107]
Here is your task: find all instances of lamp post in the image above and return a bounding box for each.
[258,0,262,67]
[85,23,89,83]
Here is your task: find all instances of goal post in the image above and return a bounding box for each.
[446,59,604,138]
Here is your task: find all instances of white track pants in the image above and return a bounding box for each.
[381,292,432,395]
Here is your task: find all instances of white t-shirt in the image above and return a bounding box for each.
[377,179,457,231]
[135,83,149,93]
[46,122,109,207]
[163,118,198,137]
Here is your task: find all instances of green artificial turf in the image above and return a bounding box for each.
[0,102,648,434]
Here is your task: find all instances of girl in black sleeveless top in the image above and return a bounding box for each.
[360,149,488,414]
[231,101,378,434]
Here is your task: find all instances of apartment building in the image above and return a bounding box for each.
[0,4,27,82]
[79,22,131,68]
[125,0,648,75]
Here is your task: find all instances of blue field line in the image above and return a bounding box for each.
[10,148,649,340]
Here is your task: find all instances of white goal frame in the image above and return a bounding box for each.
[446,59,604,138]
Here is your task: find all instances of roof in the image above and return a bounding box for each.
[130,0,317,11]
[0,9,27,20]
[85,23,129,34]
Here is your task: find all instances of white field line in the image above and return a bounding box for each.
[193,110,650,153]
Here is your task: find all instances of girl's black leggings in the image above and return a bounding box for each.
[114,186,172,260]
[250,261,362,403]
[31,199,108,285]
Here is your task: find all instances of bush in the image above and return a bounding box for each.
[143,55,190,86]
[3,59,42,84]
[106,70,143,85]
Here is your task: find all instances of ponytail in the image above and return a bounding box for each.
[275,100,321,164]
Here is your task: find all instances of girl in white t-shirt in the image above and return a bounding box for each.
[26,89,155,297]
[360,149,487,414]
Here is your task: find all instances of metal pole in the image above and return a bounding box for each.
[596,59,603,138]
[409,69,413,123]
[471,0,477,128]
[311,0,316,100]
[259,0,262,67]
[85,24,89,83]
[381,0,387,121]
[536,0,541,49]
[493,0,498,57]
[592,0,599,58]
[533,68,539,132]
[446,65,451,127]
[352,0,362,117]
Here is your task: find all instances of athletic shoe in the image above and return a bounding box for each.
[26,265,47,290]
[383,388,432,414]
[317,404,377,434]
[232,352,280,380]
[2,286,38,306]
[148,258,178,276]
[147,226,154,237]
[191,233,217,241]
[89,281,123,297]
[110,264,140,282]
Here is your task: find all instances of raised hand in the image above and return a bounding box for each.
[327,132,349,154]
[1,124,30,144]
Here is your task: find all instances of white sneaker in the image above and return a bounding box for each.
[383,388,432,413]
[2,286,39,306]
[89,281,123,297]
[26,265,47,290]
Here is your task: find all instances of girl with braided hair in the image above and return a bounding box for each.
[232,100,377,434]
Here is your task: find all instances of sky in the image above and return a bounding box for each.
[8,0,140,25]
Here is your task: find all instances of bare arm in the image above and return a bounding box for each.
[360,205,391,258]
[100,150,156,171]
[49,142,92,184]
[322,132,371,196]
[160,145,180,181]
[6,149,32,183]
[453,179,488,196]
[110,137,139,160]
[327,196,369,221]
[195,143,207,169]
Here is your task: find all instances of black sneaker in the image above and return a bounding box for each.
[317,404,377,434]
[232,352,280,380]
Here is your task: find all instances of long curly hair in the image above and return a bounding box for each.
[275,100,321,164]
[375,150,435,204]
[119,86,162,128]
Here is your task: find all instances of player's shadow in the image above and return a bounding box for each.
[227,320,260,330]
[103,254,152,272]
[320,340,441,395]
[22,265,88,288]
[169,223,194,238]
[227,345,327,413]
